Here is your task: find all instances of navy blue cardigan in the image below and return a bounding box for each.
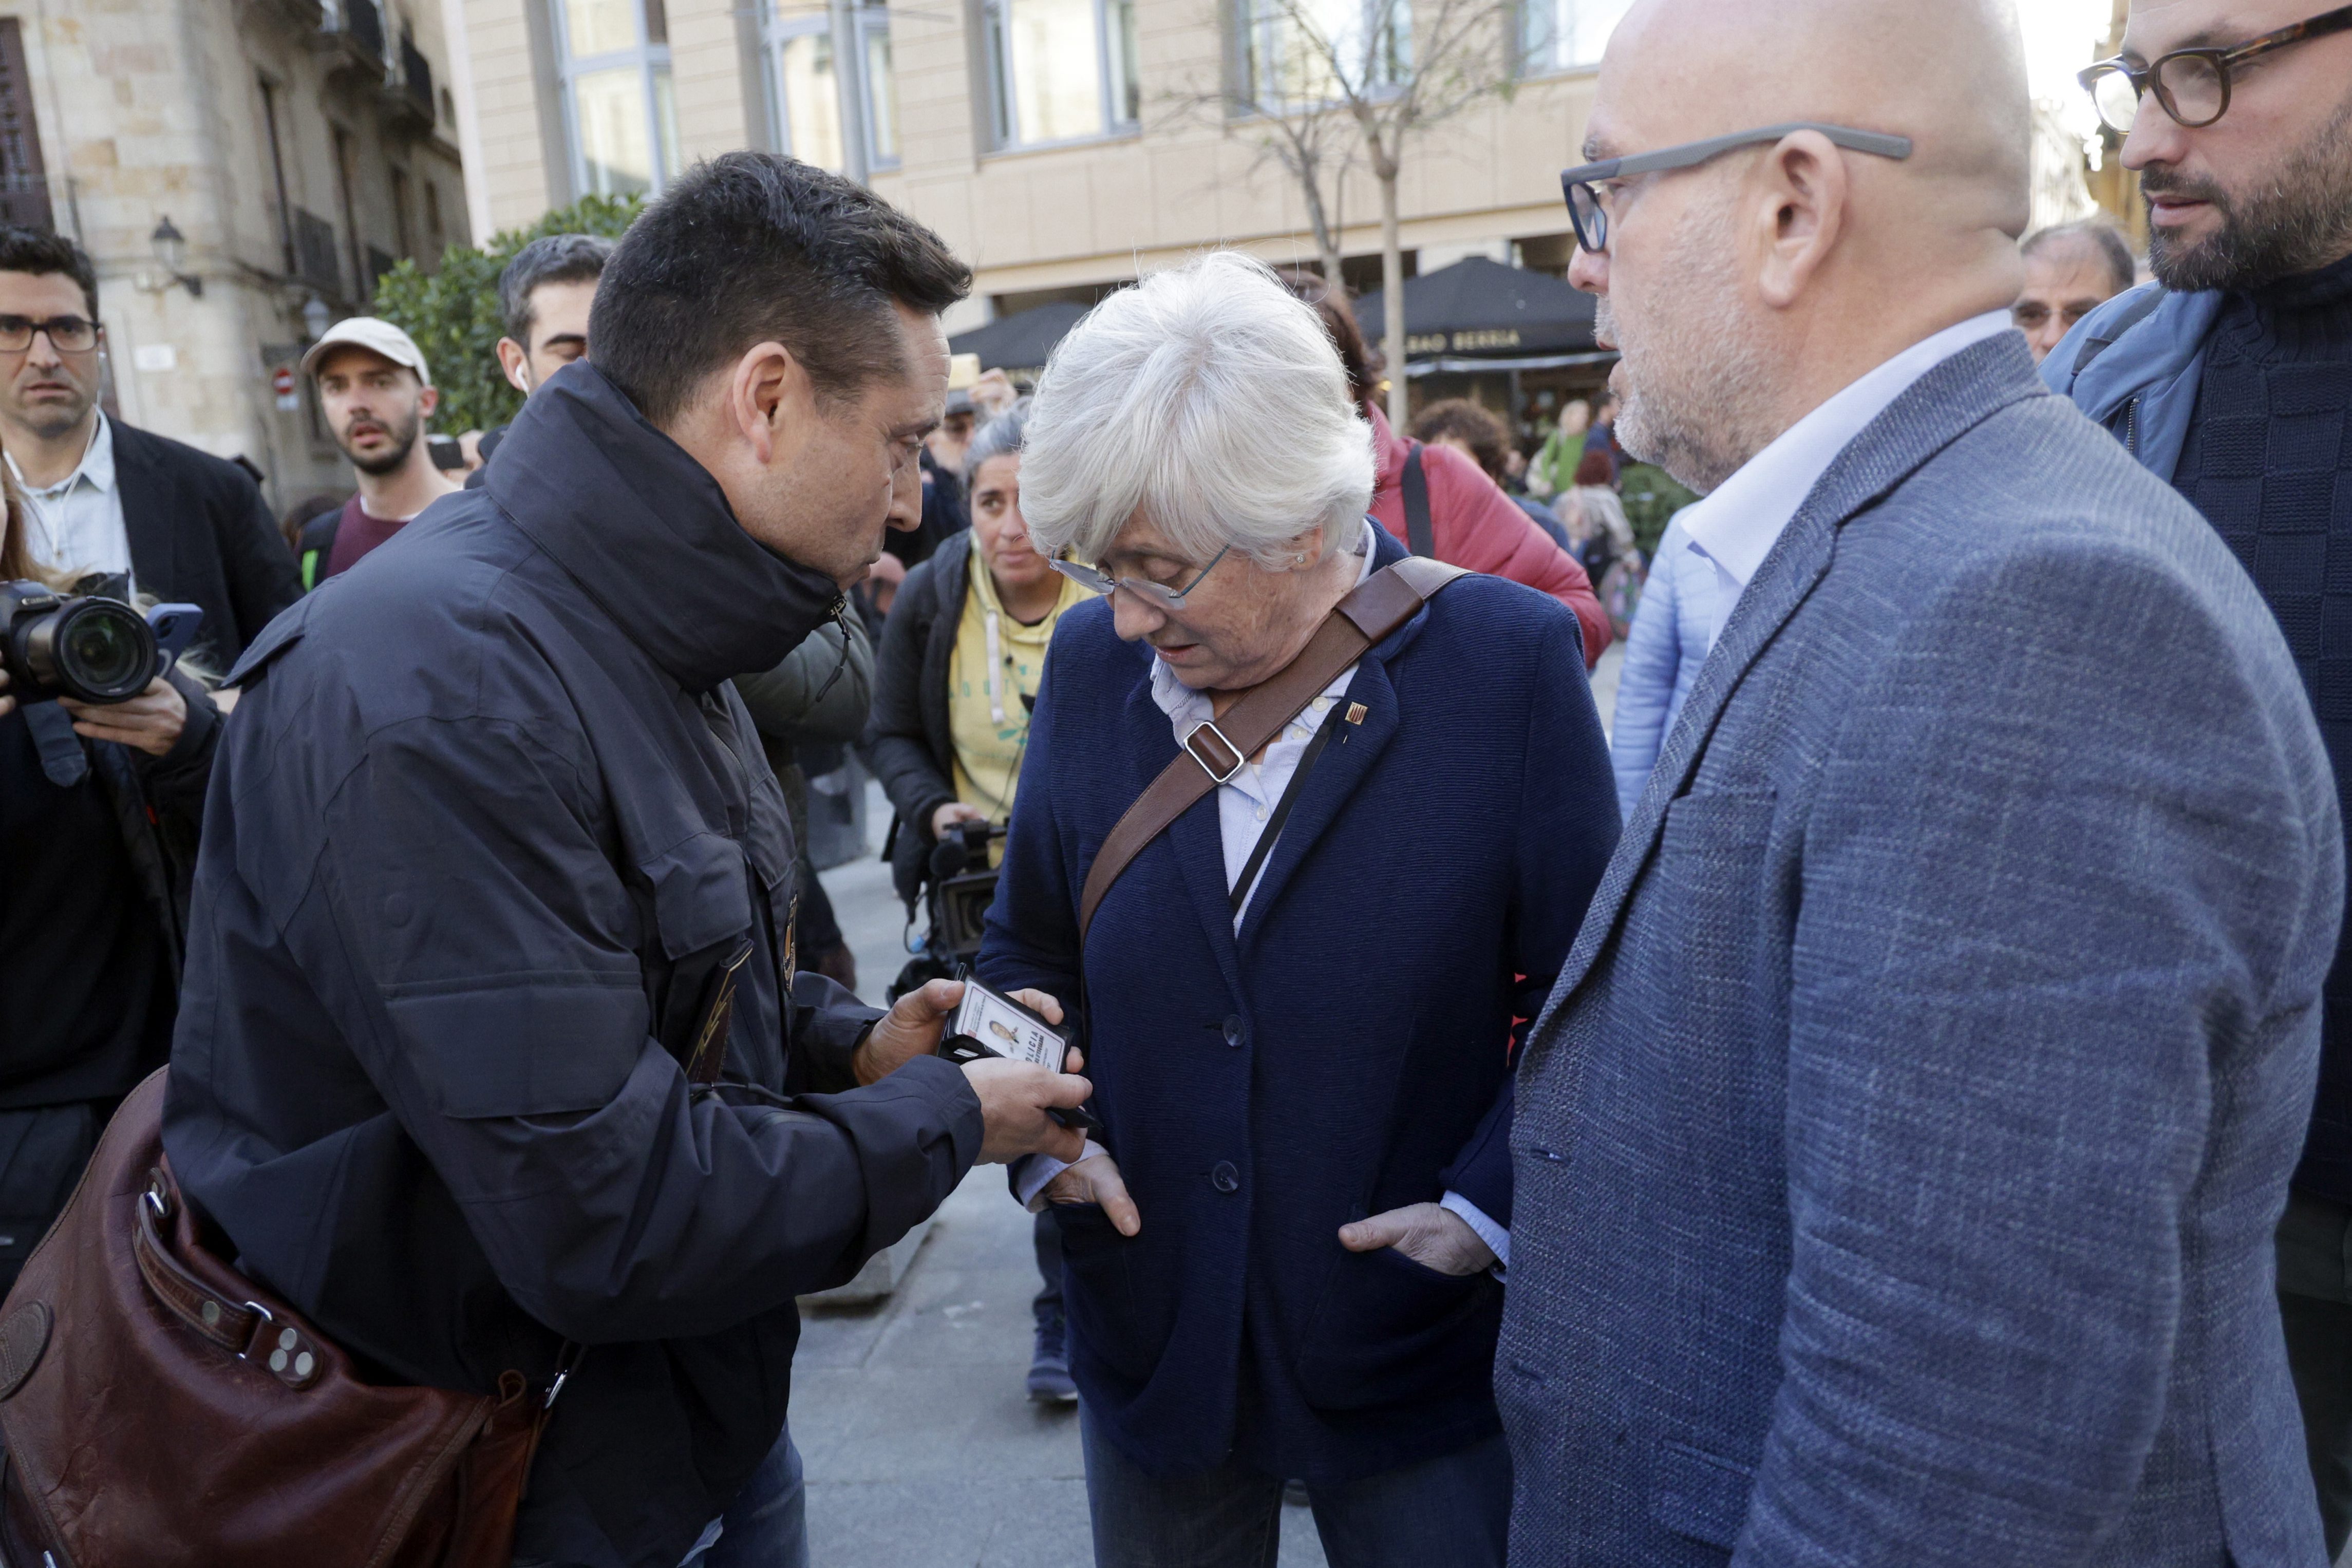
[978,525,1619,1484]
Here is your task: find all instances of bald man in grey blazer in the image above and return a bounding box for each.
[1501,1,2343,1564]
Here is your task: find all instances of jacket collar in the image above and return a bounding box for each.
[485,362,844,693]
[2042,282,2224,484]
[1364,401,1408,488]
[1528,331,2054,1048]
[1110,523,1433,958]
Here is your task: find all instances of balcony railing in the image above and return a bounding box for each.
[387,34,435,130]
[292,207,342,297]
[344,0,385,62]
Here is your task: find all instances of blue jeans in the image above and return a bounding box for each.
[514,1428,807,1568]
[1078,1406,1507,1568]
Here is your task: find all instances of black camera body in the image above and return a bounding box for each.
[928,817,1004,958]
[1,582,201,706]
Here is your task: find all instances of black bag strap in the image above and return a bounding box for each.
[1402,443,1435,558]
[2070,286,2166,378]
[1227,702,1347,918]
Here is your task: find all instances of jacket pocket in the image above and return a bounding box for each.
[387,973,647,1118]
[1051,1201,1167,1385]
[641,834,755,961]
[1293,1242,1501,1411]
[1650,1438,1753,1551]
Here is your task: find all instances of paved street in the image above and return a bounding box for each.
[798,641,1623,1566]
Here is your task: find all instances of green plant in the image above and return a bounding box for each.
[371,193,644,436]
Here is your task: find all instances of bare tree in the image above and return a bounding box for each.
[1212,0,1521,425]
[1164,27,1357,287]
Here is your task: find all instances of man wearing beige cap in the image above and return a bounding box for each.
[293,316,461,588]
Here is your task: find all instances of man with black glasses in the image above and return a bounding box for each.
[0,226,296,667]
[2045,0,2352,1550]
[1508,0,2341,1563]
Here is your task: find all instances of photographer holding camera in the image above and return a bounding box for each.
[0,464,220,1293]
[863,400,1091,1403]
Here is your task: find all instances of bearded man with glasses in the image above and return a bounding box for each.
[2045,0,2352,1553]
[0,226,296,668]
[1506,0,2343,1564]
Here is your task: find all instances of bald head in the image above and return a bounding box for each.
[1568,0,2033,491]
[1597,0,2027,198]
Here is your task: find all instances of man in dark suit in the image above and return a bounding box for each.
[0,227,296,668]
[1504,0,2343,1564]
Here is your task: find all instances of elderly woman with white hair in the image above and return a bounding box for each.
[974,253,1619,1568]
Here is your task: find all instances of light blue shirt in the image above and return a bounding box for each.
[1678,310,2017,652]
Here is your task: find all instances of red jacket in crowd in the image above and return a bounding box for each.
[1363,403,1611,667]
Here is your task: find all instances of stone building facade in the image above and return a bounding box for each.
[456,0,1632,333]
[2,0,472,509]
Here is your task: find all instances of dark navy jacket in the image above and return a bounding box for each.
[979,525,1617,1484]
[163,364,983,1568]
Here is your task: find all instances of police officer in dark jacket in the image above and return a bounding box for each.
[163,152,1092,1568]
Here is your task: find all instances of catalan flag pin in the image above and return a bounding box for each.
[1345,703,1367,725]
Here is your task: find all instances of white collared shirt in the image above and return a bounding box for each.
[1676,310,2016,652]
[1144,519,1376,929]
[6,413,131,585]
[1019,519,1511,1265]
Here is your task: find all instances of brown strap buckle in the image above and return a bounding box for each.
[1182,721,1245,784]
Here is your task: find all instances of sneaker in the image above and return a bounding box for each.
[1027,1302,1078,1402]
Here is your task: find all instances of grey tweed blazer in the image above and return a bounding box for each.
[1500,333,2341,1566]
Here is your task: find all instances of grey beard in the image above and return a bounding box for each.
[1596,293,1772,496]
[2148,89,2352,292]
[14,393,94,443]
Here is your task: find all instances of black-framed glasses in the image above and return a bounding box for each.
[1559,122,1914,256]
[0,314,99,354]
[2079,3,2352,134]
[1048,543,1231,609]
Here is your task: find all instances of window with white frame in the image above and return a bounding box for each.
[981,0,1139,150]
[1236,0,1407,111]
[1519,0,1630,74]
[766,1,897,172]
[554,0,682,196]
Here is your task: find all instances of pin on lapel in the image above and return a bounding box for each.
[1345,703,1367,725]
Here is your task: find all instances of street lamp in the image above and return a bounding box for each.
[301,295,332,341]
[147,216,204,298]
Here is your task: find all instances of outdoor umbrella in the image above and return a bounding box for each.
[1352,256,1608,373]
[948,301,1093,382]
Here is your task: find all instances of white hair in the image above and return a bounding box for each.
[1019,252,1377,570]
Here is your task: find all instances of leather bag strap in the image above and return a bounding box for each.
[1076,555,1465,942]
[131,1167,327,1390]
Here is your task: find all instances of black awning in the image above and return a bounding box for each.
[948,301,1093,380]
[1352,256,1600,361]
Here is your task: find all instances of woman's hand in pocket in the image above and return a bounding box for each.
[1339,1203,1493,1276]
[1045,1151,1139,1237]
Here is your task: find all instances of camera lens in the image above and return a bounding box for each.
[46,599,155,701]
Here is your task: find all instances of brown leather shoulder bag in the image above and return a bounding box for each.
[0,1069,550,1568]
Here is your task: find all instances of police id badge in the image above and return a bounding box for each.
[939,979,1070,1072]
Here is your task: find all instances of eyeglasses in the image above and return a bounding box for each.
[2079,3,2352,134]
[0,314,99,354]
[1559,122,1914,256]
[1048,543,1231,609]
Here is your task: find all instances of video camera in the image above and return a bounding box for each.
[888,816,1008,1002]
[2,582,202,706]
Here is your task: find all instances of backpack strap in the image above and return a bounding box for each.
[1076,555,1465,942]
[1402,443,1436,558]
